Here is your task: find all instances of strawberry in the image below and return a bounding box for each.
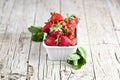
[42,22,52,33]
[45,36,56,46]
[58,36,71,46]
[71,38,77,46]
[71,15,79,24]
[74,18,79,24]
[66,23,75,36]
[67,32,75,39]
[68,19,77,29]
[50,13,63,23]
[50,31,63,38]
[60,21,66,27]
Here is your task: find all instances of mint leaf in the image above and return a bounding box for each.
[77,47,87,60]
[28,26,41,33]
[67,47,87,70]
[28,26,44,42]
[67,54,81,68]
[67,53,81,61]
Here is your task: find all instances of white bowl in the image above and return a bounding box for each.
[43,22,80,60]
[43,42,78,60]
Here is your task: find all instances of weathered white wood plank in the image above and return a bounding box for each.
[84,0,120,80]
[0,0,16,72]
[106,0,120,44]
[0,0,15,48]
[84,0,118,45]
[8,0,36,79]
[0,0,120,80]
[91,44,120,80]
[0,0,33,79]
[0,0,15,24]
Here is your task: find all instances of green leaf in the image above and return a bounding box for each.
[31,32,44,42]
[67,47,87,70]
[67,53,80,60]
[28,26,44,42]
[77,47,87,60]
[28,26,41,33]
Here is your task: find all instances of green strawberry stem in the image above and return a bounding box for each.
[50,23,62,32]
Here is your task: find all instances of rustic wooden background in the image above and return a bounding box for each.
[0,0,120,80]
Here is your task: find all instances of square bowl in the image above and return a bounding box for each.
[43,42,78,60]
[43,22,80,60]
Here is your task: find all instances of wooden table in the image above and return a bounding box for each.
[0,0,120,80]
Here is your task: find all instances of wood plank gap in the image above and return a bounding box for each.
[115,52,120,64]
[117,69,120,80]
[26,0,38,79]
[45,53,48,78]
[10,44,17,73]
[26,40,32,80]
[67,70,72,80]
[33,0,38,25]
[59,61,62,80]
[115,29,120,31]
[51,62,54,76]
[59,0,61,13]
[38,43,42,80]
[54,73,56,80]
[82,0,96,80]
[42,64,45,80]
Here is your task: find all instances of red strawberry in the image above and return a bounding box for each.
[50,31,63,38]
[50,13,63,23]
[74,18,79,24]
[66,23,75,36]
[45,36,56,46]
[42,22,52,32]
[60,21,66,27]
[71,38,77,46]
[58,36,71,46]
[66,23,75,32]
[68,19,77,29]
[67,32,75,39]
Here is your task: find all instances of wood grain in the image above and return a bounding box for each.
[0,0,120,80]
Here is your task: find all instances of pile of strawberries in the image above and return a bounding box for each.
[42,12,79,46]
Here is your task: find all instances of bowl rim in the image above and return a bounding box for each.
[42,42,78,48]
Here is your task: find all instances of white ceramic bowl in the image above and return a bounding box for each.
[43,22,80,60]
[43,42,78,60]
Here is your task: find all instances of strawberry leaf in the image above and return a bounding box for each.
[62,26,71,36]
[50,23,62,32]
[28,26,44,42]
